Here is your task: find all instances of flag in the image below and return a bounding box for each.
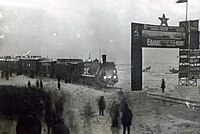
[176,0,187,3]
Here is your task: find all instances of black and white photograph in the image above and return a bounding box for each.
[0,0,200,133]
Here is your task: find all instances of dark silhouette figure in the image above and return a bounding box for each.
[161,79,165,93]
[98,96,106,116]
[52,118,70,134]
[1,71,4,78]
[40,80,43,89]
[16,114,42,134]
[121,103,132,134]
[110,101,120,127]
[28,81,31,88]
[58,81,61,90]
[36,80,39,88]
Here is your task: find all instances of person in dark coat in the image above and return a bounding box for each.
[121,103,132,134]
[98,96,106,116]
[161,79,165,93]
[1,71,4,78]
[28,81,31,88]
[110,101,120,127]
[36,80,39,88]
[16,114,42,134]
[58,81,61,90]
[40,80,43,89]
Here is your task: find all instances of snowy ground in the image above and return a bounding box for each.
[0,73,200,134]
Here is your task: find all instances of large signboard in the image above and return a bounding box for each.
[142,30,185,47]
[132,23,186,48]
[179,20,199,49]
[179,49,200,79]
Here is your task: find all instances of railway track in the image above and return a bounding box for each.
[81,84,122,91]
[147,92,200,109]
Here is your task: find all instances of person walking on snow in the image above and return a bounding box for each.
[161,79,165,93]
[121,103,132,134]
[98,96,106,116]
[36,80,39,88]
[58,81,61,90]
[28,81,31,88]
[40,80,43,89]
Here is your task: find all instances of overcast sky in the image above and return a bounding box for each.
[0,0,199,64]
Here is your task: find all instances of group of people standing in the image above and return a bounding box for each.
[27,79,62,90]
[27,80,43,89]
[98,96,133,134]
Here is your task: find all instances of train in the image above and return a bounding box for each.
[0,55,118,87]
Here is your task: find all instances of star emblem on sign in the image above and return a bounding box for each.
[134,27,139,38]
[159,14,169,26]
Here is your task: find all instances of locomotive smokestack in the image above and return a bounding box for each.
[102,55,106,64]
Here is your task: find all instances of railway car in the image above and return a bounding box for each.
[55,59,84,83]
[38,60,56,77]
[0,60,6,71]
[0,57,20,78]
[19,57,49,77]
[0,56,12,71]
[19,58,40,77]
[6,60,18,75]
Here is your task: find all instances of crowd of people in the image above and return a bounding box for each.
[98,96,133,134]
[26,81,133,134]
[0,70,168,134]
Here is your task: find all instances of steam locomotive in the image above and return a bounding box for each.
[0,55,118,87]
